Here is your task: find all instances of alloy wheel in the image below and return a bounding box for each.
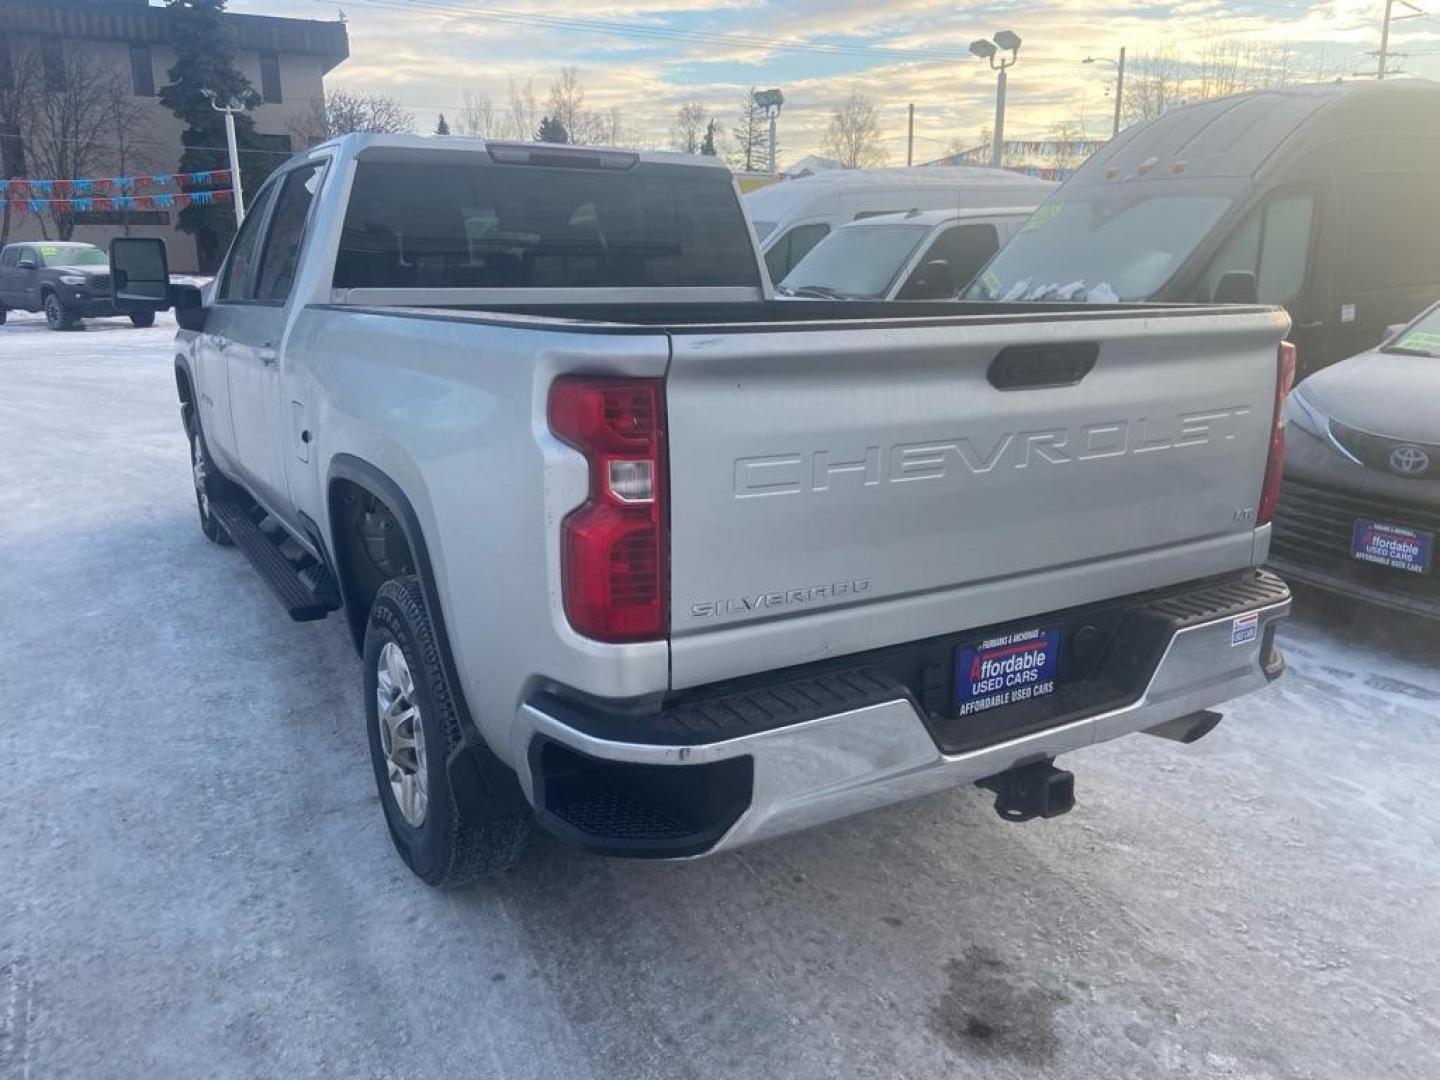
[375,641,429,827]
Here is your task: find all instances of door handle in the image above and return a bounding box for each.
[258,345,278,366]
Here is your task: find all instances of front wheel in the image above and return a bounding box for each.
[43,293,78,331]
[184,407,234,546]
[364,576,531,886]
[129,310,156,329]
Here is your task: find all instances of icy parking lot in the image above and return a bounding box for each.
[2,309,1438,1080]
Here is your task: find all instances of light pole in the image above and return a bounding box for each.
[1084,47,1126,138]
[970,31,1022,169]
[203,89,246,226]
[753,88,784,173]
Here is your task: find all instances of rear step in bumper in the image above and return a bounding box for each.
[514,588,1291,857]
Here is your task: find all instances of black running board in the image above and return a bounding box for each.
[211,500,341,622]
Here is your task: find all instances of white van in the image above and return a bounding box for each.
[745,167,1057,284]
[776,206,1039,301]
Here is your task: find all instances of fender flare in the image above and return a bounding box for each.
[326,454,528,822]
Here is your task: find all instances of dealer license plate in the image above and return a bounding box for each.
[1351,519,1434,575]
[954,626,1061,717]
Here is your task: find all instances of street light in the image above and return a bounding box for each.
[1083,47,1127,138]
[753,88,784,173]
[970,30,1021,168]
[202,88,246,226]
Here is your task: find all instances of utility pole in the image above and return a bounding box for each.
[1113,46,1126,138]
[971,31,1022,168]
[907,103,914,166]
[1379,0,1426,78]
[1380,0,1394,78]
[203,89,246,225]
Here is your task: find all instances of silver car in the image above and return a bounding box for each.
[1271,301,1440,619]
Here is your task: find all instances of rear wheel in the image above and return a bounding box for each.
[184,407,234,547]
[129,310,156,329]
[364,575,531,886]
[43,293,77,331]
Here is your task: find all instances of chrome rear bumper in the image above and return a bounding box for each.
[513,592,1290,855]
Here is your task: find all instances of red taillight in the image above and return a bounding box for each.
[548,376,668,642]
[1257,341,1297,526]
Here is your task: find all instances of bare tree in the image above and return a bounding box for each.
[1126,42,1299,125]
[822,90,888,169]
[459,89,497,138]
[0,45,39,247]
[505,78,539,141]
[292,89,414,147]
[101,72,160,237]
[670,101,708,154]
[547,66,607,145]
[1123,50,1186,125]
[17,47,140,240]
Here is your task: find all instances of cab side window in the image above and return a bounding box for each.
[899,222,1000,299]
[1202,195,1313,304]
[217,181,281,303]
[764,222,829,283]
[255,163,327,302]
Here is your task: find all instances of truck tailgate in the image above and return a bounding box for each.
[665,308,1289,689]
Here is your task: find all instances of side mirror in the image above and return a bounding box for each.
[901,259,958,301]
[1213,270,1259,305]
[16,258,36,270]
[109,237,170,305]
[172,285,208,332]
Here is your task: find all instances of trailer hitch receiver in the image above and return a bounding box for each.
[978,759,1075,822]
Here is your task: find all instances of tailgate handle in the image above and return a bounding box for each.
[988,343,1098,390]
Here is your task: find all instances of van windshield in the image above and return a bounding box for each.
[778,223,930,299]
[967,193,1233,302]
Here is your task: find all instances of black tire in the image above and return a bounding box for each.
[364,575,531,886]
[43,292,78,331]
[129,310,156,329]
[0,306,7,325]
[183,405,235,547]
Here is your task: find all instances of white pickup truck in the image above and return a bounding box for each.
[112,134,1294,886]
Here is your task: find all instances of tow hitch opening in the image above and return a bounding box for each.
[978,759,1075,823]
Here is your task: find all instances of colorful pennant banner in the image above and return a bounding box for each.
[15,189,234,213]
[1,169,232,201]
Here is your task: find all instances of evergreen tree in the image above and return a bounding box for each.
[730,88,767,172]
[536,115,569,144]
[434,113,450,135]
[700,118,718,156]
[158,0,270,270]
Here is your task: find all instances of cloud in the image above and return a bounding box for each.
[234,0,1433,155]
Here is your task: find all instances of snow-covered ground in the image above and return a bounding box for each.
[1,309,1438,1080]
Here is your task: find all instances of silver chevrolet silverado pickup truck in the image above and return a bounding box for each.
[111,134,1294,886]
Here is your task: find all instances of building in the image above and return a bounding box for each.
[0,0,347,271]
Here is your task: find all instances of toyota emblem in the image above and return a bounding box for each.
[1388,445,1430,476]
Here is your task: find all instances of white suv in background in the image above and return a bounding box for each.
[775,207,1038,302]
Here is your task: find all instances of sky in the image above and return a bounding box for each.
[233,0,1440,165]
